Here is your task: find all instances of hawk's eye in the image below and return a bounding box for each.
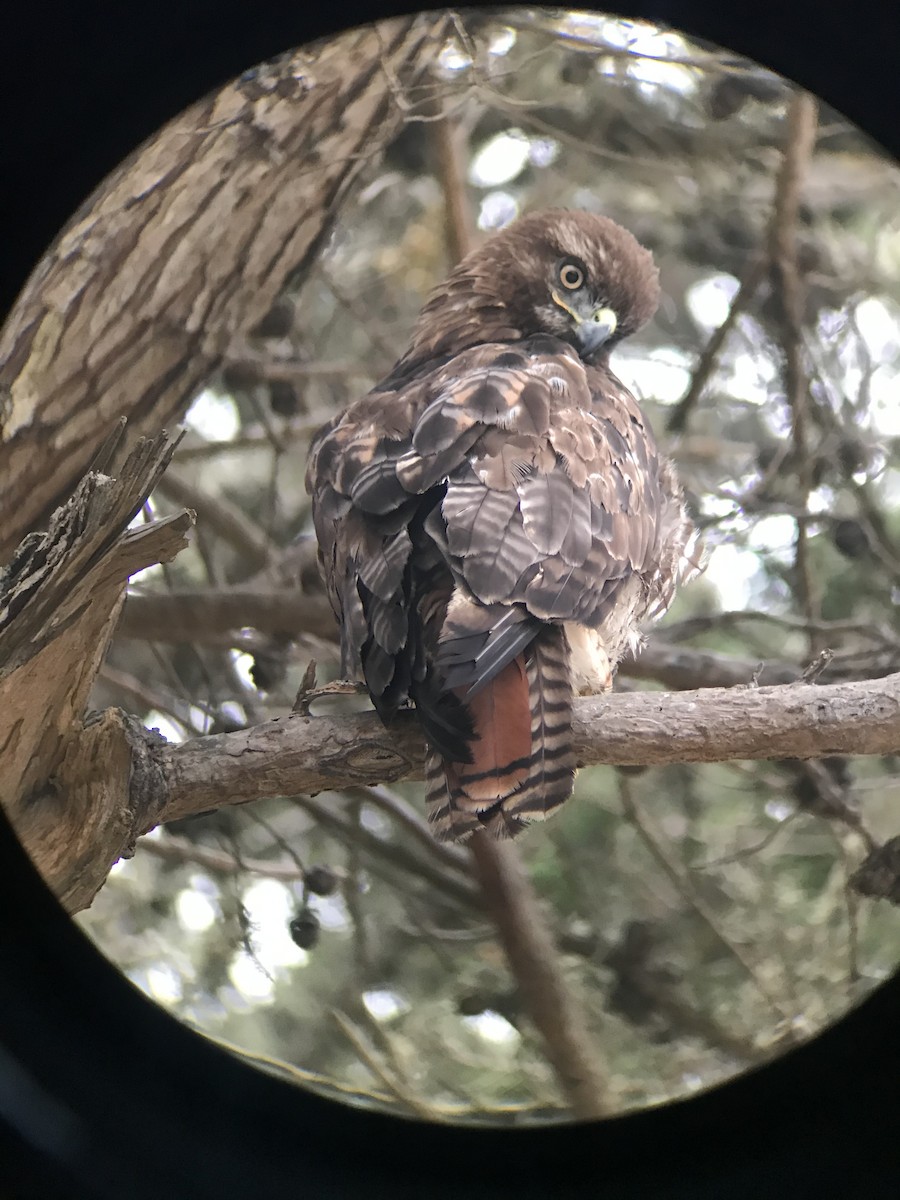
[558,260,585,291]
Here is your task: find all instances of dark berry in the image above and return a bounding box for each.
[289,910,320,950]
[304,865,338,896]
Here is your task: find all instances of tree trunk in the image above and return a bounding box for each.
[0,14,449,909]
[0,14,449,560]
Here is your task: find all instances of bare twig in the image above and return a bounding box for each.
[319,269,400,369]
[199,1026,571,1121]
[497,11,783,79]
[662,609,900,649]
[139,832,307,882]
[350,785,472,875]
[330,1009,437,1120]
[694,812,797,869]
[295,795,480,912]
[667,256,766,434]
[97,664,213,729]
[155,470,275,572]
[173,413,334,460]
[801,648,834,683]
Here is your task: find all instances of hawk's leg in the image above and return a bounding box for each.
[564,624,613,695]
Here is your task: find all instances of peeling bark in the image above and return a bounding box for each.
[0,431,193,909]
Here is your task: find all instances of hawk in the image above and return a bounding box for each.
[306,209,698,841]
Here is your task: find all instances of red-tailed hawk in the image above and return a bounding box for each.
[307,209,698,841]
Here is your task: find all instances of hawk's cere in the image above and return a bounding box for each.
[306,210,700,841]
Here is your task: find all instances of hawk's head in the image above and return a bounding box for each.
[407,208,660,366]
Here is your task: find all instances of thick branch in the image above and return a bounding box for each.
[19,664,897,914]
[118,587,337,644]
[116,582,802,691]
[0,15,448,559]
[151,673,900,822]
[469,836,609,1118]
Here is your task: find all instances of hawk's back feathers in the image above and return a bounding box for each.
[307,209,697,840]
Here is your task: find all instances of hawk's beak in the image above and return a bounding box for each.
[551,290,618,355]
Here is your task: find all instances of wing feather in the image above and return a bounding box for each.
[307,333,674,713]
[518,468,575,557]
[355,526,411,602]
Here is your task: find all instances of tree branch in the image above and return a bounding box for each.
[469,836,610,1118]
[0,14,449,559]
[21,647,900,915]
[769,91,820,652]
[118,587,337,644]
[623,639,799,689]
[117,583,805,689]
[666,255,766,435]
[143,672,899,828]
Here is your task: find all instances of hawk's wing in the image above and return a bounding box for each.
[307,333,676,732]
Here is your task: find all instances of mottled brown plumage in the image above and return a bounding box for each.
[307,209,699,840]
